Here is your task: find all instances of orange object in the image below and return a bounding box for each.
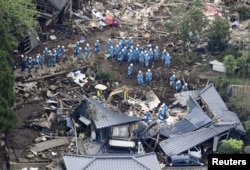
[106,14,114,26]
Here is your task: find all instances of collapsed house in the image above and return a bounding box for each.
[33,0,70,27]
[159,83,245,157]
[73,97,143,152]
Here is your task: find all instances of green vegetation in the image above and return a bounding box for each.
[236,6,250,21]
[165,0,207,49]
[0,58,17,134]
[224,55,236,76]
[218,138,243,154]
[96,71,117,82]
[208,17,230,51]
[0,0,37,133]
[244,121,250,140]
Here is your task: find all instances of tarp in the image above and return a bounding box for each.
[106,14,114,25]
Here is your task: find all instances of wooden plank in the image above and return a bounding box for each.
[30,138,69,153]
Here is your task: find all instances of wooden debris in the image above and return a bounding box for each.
[30,138,69,154]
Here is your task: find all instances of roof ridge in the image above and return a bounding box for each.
[199,83,213,94]
[84,157,97,169]
[131,156,152,170]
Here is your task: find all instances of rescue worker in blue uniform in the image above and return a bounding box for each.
[137,70,144,85]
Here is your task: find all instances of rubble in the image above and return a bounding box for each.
[7,0,250,169]
[30,138,70,155]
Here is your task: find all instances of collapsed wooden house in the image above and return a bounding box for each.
[33,0,70,27]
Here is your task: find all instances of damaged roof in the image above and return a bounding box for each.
[86,98,142,129]
[159,122,236,156]
[160,107,212,137]
[200,84,245,134]
[62,153,161,170]
[48,0,69,10]
[174,90,201,107]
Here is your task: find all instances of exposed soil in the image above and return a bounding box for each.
[3,21,212,164]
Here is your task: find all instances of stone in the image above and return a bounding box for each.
[26,153,35,159]
[1,140,5,147]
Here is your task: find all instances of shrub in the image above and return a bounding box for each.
[218,138,243,154]
[244,120,250,140]
[243,146,250,154]
[96,71,117,82]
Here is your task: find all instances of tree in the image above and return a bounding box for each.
[165,0,207,49]
[208,17,230,51]
[218,138,243,154]
[0,0,37,133]
[223,55,236,76]
[236,57,247,77]
[0,0,37,56]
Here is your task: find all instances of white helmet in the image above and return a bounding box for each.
[164,49,166,52]
[156,46,158,48]
[29,57,32,59]
[54,50,57,52]
[149,44,151,47]
[109,38,111,41]
[148,69,151,72]
[177,80,181,83]
[79,47,82,50]
[141,51,143,53]
[139,70,141,73]
[21,55,24,57]
[173,74,175,77]
[37,56,39,58]
[130,49,132,52]
[77,41,79,44]
[62,46,65,48]
[116,44,119,47]
[136,47,138,50]
[57,45,60,48]
[122,37,125,39]
[150,48,152,51]
[45,47,48,50]
[97,40,99,42]
[87,43,89,46]
[111,46,113,48]
[131,46,133,48]
[137,44,139,47]
[130,63,133,66]
[129,37,132,39]
[122,49,124,51]
[185,83,188,86]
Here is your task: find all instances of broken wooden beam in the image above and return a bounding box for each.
[22,65,91,83]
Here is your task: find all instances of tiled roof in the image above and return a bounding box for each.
[160,107,212,137]
[86,98,141,129]
[48,0,69,10]
[200,84,245,134]
[62,153,161,170]
[159,122,236,156]
[174,90,201,107]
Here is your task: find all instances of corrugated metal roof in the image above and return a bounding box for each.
[200,84,245,134]
[86,98,141,129]
[48,0,69,10]
[159,122,236,156]
[62,153,161,170]
[160,107,212,137]
[174,90,201,107]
